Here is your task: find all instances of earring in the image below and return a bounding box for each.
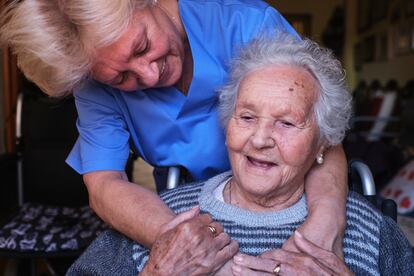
[316,153,324,165]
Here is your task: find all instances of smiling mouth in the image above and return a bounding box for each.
[159,59,166,79]
[247,156,277,169]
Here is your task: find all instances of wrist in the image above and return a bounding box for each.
[308,199,346,230]
[301,202,346,256]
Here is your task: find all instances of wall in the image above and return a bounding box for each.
[265,0,344,42]
[344,0,414,90]
[267,0,414,91]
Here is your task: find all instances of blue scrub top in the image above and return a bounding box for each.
[66,0,298,181]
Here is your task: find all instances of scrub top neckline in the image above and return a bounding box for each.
[141,0,223,120]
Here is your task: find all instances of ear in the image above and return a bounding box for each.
[317,145,325,156]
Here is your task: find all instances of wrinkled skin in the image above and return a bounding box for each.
[140,207,239,275]
[231,231,353,276]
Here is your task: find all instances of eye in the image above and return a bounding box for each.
[239,114,256,122]
[280,121,295,128]
[134,40,149,57]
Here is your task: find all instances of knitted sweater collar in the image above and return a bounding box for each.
[199,171,308,227]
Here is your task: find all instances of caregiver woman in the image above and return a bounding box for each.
[0,0,347,267]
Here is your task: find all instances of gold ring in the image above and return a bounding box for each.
[273,264,281,275]
[207,225,217,237]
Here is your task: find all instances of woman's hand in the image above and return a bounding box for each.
[140,206,239,275]
[231,231,353,276]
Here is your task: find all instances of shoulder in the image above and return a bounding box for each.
[345,192,383,244]
[72,80,129,115]
[74,79,113,99]
[67,229,137,275]
[343,192,383,274]
[344,192,414,274]
[159,181,205,213]
[180,0,272,12]
[378,215,414,274]
[180,0,296,38]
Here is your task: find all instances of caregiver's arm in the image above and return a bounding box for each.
[284,145,347,257]
[84,170,238,272]
[84,170,174,247]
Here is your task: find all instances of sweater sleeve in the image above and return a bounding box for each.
[378,216,414,275]
[66,230,138,276]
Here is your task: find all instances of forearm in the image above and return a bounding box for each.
[84,171,175,248]
[306,144,347,213]
[303,144,348,251]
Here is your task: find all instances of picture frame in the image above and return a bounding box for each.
[372,0,389,23]
[406,0,414,17]
[393,24,412,55]
[284,14,312,38]
[354,43,363,71]
[358,0,372,32]
[376,32,389,61]
[363,35,376,62]
[411,22,414,50]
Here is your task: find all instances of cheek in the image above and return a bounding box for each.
[226,123,249,152]
[278,132,318,165]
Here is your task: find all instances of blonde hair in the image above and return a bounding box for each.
[0,0,155,97]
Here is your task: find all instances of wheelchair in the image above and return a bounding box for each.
[165,160,398,222]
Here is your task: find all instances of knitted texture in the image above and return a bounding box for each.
[67,171,414,275]
[132,171,414,275]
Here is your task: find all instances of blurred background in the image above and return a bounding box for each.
[1,0,414,274]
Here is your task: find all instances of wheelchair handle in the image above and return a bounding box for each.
[350,160,376,196]
[167,166,181,190]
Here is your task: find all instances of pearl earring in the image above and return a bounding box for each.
[316,153,324,165]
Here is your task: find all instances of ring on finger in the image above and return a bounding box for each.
[207,225,218,237]
[273,263,281,275]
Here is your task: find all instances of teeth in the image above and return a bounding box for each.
[160,60,166,76]
[248,157,275,167]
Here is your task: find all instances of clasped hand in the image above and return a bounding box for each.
[140,206,239,275]
[230,231,353,276]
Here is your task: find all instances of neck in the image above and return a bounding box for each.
[225,178,304,212]
[157,0,192,94]
[157,0,186,40]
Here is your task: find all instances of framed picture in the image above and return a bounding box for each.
[354,43,363,71]
[411,22,414,50]
[376,32,389,61]
[372,0,389,22]
[358,0,372,32]
[363,35,376,62]
[393,24,412,55]
[284,14,311,37]
[406,0,414,17]
[391,2,403,22]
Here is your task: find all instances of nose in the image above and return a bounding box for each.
[130,58,162,87]
[250,121,275,149]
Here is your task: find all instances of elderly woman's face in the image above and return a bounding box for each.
[91,6,185,91]
[226,65,323,205]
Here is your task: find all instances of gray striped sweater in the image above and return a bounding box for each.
[67,171,414,276]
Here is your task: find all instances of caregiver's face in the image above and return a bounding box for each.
[91,6,185,91]
[226,65,322,202]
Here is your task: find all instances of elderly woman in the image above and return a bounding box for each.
[67,33,414,275]
[1,0,347,267]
